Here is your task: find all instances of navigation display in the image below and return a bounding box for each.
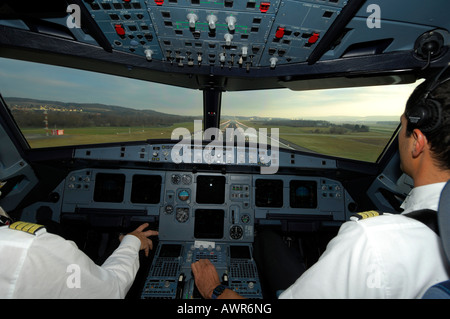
[196,175,225,204]
[93,173,125,203]
[289,180,317,208]
[131,174,162,204]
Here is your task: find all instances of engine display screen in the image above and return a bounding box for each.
[255,179,283,207]
[196,175,225,204]
[93,173,125,203]
[289,180,317,208]
[194,209,225,239]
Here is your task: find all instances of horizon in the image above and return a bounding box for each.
[4,96,402,123]
[0,57,420,121]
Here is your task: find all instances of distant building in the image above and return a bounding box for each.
[51,129,64,136]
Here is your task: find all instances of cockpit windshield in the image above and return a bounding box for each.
[0,57,419,162]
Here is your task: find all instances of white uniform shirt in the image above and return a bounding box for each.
[0,226,141,298]
[280,182,450,299]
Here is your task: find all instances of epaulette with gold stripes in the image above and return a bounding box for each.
[350,210,384,221]
[9,221,46,236]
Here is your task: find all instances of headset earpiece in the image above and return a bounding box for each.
[406,63,450,134]
[407,98,442,133]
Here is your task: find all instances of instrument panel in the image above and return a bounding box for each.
[59,164,352,238]
[19,142,356,299]
[24,142,356,233]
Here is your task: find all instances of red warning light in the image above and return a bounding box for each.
[260,2,270,13]
[155,0,164,5]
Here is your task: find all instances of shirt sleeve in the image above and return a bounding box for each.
[13,232,141,298]
[279,220,387,299]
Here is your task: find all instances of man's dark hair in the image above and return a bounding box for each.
[405,68,450,170]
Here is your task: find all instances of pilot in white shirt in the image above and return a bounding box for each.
[0,215,157,299]
[279,182,450,299]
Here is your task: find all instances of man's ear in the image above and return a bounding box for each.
[411,129,428,158]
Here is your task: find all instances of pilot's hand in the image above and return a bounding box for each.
[122,223,158,257]
[191,259,221,299]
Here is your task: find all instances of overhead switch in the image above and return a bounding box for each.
[270,57,278,68]
[114,24,126,37]
[260,2,270,13]
[224,33,233,46]
[207,14,217,30]
[144,49,153,61]
[308,33,320,44]
[241,46,248,58]
[187,13,198,29]
[275,27,285,39]
[226,16,236,31]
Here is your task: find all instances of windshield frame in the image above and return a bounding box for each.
[0,56,419,165]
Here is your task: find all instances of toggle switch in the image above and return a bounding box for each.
[270,57,278,68]
[241,46,248,58]
[144,49,153,61]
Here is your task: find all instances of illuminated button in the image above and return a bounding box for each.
[154,0,164,5]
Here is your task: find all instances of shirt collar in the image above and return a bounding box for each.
[400,182,447,214]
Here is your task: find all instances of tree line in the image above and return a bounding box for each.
[10,108,194,128]
[249,119,369,135]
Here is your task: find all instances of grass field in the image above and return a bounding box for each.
[22,121,399,162]
[23,122,195,148]
[239,121,399,162]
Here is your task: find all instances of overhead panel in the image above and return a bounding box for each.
[83,0,347,68]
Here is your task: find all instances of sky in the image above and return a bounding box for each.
[0,57,420,120]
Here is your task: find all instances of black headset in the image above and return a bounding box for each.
[406,63,450,134]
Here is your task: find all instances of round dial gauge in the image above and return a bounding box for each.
[164,205,174,214]
[178,189,190,201]
[171,174,181,184]
[176,207,189,223]
[229,225,243,240]
[181,174,192,185]
[241,214,250,224]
